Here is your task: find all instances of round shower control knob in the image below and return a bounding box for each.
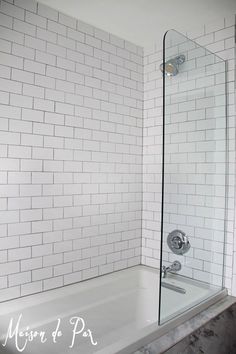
[171,236,182,249]
[167,229,190,255]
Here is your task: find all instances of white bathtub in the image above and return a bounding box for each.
[0,265,226,354]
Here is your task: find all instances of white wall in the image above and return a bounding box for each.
[0,0,143,301]
[37,0,236,48]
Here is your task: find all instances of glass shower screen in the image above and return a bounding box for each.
[159,29,227,324]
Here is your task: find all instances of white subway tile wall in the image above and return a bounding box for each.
[0,0,143,300]
[142,17,235,293]
[0,0,235,300]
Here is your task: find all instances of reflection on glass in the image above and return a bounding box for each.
[159,29,227,324]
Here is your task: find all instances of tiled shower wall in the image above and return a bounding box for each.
[0,0,143,301]
[0,0,235,301]
[142,16,236,293]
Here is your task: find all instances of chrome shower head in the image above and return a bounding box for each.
[160,54,185,76]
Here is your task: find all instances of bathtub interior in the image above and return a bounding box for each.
[0,265,223,354]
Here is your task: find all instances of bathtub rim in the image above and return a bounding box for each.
[96,287,228,354]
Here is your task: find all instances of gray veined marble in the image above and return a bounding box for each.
[134,296,236,354]
[164,303,236,354]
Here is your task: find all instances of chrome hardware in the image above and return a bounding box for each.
[161,282,186,294]
[167,229,190,255]
[160,54,185,76]
[161,260,182,278]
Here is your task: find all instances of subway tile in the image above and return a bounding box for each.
[67,28,84,43]
[21,257,42,271]
[0,104,21,119]
[57,35,75,50]
[14,0,37,13]
[46,65,66,80]
[77,20,94,36]
[32,267,52,281]
[0,78,22,93]
[8,247,31,261]
[36,27,57,43]
[0,12,13,28]
[0,52,23,69]
[43,276,63,290]
[0,64,11,79]
[0,38,12,53]
[55,102,74,115]
[43,253,63,267]
[24,59,45,75]
[25,35,46,51]
[37,3,58,21]
[47,20,66,36]
[36,50,56,66]
[13,18,36,36]
[34,98,54,112]
[0,26,24,44]
[58,12,76,29]
[25,11,47,29]
[21,281,42,296]
[0,1,25,20]
[1,0,232,300]
[32,221,52,234]
[45,88,64,102]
